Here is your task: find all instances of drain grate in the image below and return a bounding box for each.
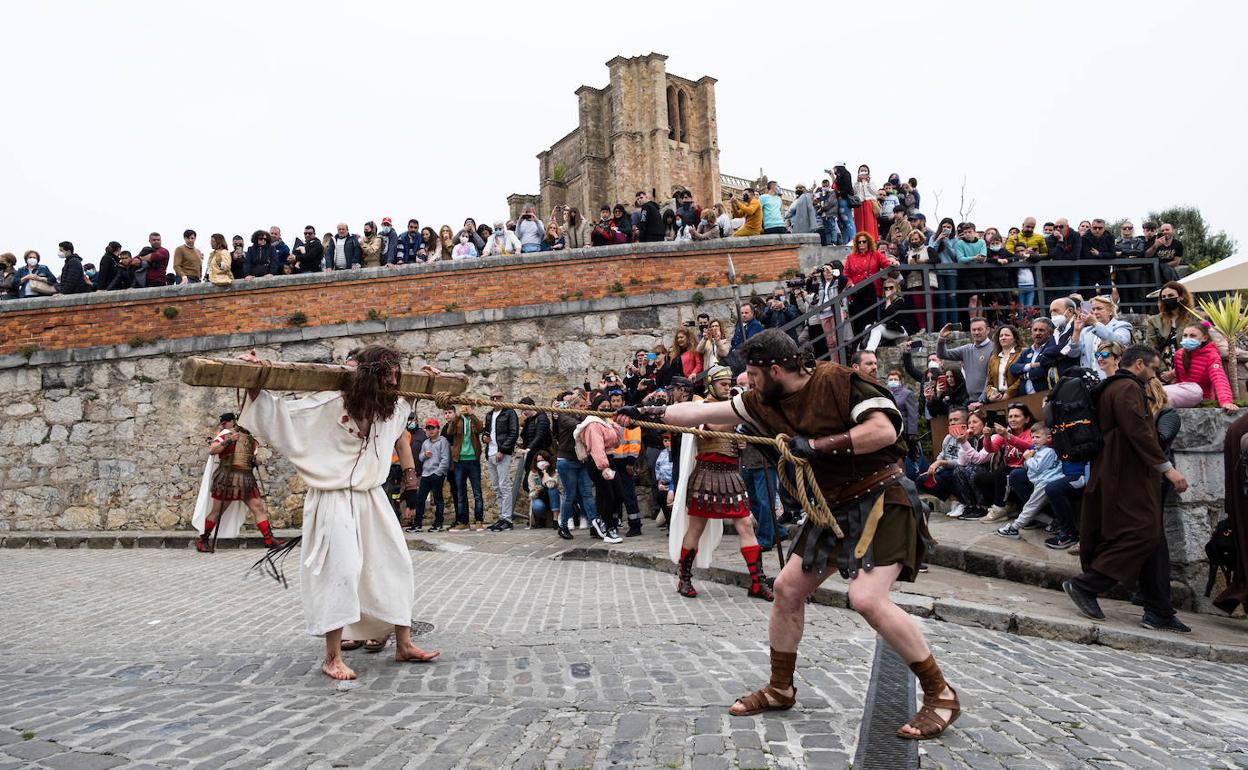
[410,620,435,637]
[852,637,919,770]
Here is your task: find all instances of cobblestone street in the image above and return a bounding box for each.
[2,547,1247,770]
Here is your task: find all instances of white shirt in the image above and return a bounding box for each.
[488,411,500,456]
[333,235,348,269]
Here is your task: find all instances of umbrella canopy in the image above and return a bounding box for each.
[1181,252,1248,293]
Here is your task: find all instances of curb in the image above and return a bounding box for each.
[549,543,1248,666]
[0,530,435,552]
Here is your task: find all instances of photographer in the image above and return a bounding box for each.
[763,286,800,341]
[729,188,762,237]
[696,318,730,369]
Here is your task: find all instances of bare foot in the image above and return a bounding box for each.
[729,685,793,715]
[321,657,357,681]
[395,640,440,663]
[898,685,957,738]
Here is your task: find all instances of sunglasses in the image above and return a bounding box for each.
[1094,351,1114,360]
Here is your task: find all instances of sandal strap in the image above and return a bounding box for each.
[734,685,795,712]
[921,696,960,710]
[904,704,949,735]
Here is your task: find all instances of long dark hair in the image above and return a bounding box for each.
[342,345,402,427]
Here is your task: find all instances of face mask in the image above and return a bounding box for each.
[26,258,37,268]
[537,460,550,470]
[1180,338,1201,351]
[1162,297,1180,311]
[886,380,900,390]
[989,245,1002,252]
[1052,315,1069,331]
[407,422,417,431]
[928,360,942,371]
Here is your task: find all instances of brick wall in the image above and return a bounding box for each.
[0,236,814,356]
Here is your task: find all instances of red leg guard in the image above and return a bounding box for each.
[742,545,773,601]
[256,520,280,548]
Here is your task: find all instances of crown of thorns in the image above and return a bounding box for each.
[745,352,804,367]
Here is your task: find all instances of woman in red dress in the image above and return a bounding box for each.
[852,164,880,241]
[844,231,898,342]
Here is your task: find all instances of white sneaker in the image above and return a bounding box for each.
[576,519,588,530]
[983,506,1009,523]
[947,502,965,518]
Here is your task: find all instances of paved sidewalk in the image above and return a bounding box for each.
[6,521,1246,665]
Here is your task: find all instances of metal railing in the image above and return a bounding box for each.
[774,258,1163,364]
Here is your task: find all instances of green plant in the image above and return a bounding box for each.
[692,290,705,306]
[162,306,179,320]
[136,374,156,384]
[609,281,624,293]
[694,275,711,287]
[470,347,486,356]
[552,164,567,183]
[366,308,382,321]
[739,273,759,284]
[1198,294,1248,399]
[777,268,800,280]
[128,335,161,348]
[559,293,569,302]
[574,291,583,300]
[442,302,460,313]
[1146,205,1238,272]
[17,344,38,360]
[21,731,33,741]
[286,311,308,327]
[628,276,642,286]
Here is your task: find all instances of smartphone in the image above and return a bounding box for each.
[646,353,657,362]
[910,340,924,351]
[949,323,963,332]
[1080,300,1092,313]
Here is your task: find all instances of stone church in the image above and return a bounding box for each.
[508,53,722,221]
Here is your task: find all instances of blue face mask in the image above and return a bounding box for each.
[1179,338,1201,351]
[886,380,900,390]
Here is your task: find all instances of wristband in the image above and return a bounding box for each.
[816,432,854,456]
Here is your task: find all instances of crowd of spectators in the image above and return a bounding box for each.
[1,164,1192,334]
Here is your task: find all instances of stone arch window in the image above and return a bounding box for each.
[677,88,690,143]
[667,85,679,141]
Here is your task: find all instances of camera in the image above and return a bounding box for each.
[784,273,807,289]
[682,320,696,327]
[910,340,924,351]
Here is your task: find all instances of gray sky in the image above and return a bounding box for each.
[4,0,1245,272]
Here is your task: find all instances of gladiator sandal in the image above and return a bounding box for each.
[731,647,797,716]
[196,520,216,553]
[897,654,961,740]
[741,545,774,601]
[256,520,284,549]
[677,547,698,598]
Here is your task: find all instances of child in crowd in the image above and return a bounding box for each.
[654,433,674,529]
[451,232,478,260]
[1042,458,1090,550]
[924,407,966,515]
[997,423,1062,539]
[952,409,994,520]
[527,449,561,529]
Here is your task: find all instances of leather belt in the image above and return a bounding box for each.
[829,464,905,508]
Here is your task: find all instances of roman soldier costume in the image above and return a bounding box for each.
[674,366,773,601]
[196,416,280,553]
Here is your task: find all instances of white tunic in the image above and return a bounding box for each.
[239,390,414,639]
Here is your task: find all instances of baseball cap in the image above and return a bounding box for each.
[381,217,393,226]
[424,418,440,428]
[670,376,693,390]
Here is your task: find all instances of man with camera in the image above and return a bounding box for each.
[729,188,762,237]
[763,287,800,341]
[936,317,992,403]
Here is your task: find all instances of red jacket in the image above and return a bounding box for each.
[845,249,890,296]
[1174,343,1233,406]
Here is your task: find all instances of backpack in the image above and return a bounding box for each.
[1044,368,1103,462]
[1205,518,1236,597]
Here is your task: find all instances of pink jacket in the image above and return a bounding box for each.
[956,436,994,466]
[1174,343,1233,406]
[579,420,620,470]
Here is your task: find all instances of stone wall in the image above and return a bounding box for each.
[0,280,763,533]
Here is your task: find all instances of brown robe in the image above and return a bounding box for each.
[1080,373,1168,584]
[1214,413,1248,613]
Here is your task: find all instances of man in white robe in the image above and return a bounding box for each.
[238,346,439,680]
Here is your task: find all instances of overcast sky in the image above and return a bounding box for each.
[4,0,1245,271]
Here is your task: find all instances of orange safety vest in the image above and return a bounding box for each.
[612,426,642,458]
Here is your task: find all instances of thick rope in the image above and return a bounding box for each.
[400,390,844,537]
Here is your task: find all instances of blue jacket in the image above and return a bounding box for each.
[379,229,399,265]
[396,231,424,264]
[731,318,764,350]
[1010,339,1059,393]
[324,234,362,269]
[14,264,58,297]
[270,239,291,275]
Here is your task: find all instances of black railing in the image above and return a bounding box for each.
[777,258,1162,364]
